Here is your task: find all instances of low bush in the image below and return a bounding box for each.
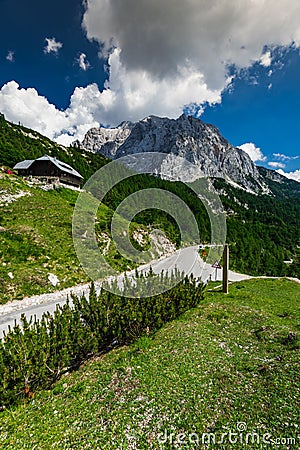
[0,271,205,408]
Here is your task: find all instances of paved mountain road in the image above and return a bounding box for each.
[0,245,283,338]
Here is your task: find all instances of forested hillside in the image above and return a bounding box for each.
[97,172,300,277]
[213,179,300,276]
[0,114,299,288]
[0,113,108,182]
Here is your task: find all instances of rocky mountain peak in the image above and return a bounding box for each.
[77,114,268,193]
[75,121,134,158]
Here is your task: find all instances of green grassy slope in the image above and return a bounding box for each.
[0,174,88,302]
[0,174,151,303]
[1,279,299,449]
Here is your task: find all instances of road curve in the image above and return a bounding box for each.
[0,245,255,338]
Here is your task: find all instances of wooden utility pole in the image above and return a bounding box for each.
[222,244,229,294]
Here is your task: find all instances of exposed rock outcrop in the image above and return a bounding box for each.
[77,114,268,192]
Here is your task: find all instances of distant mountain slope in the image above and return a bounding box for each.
[0,111,299,285]
[74,121,134,158]
[77,114,270,193]
[257,166,300,198]
[212,177,300,277]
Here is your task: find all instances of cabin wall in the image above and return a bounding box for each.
[17,160,82,187]
[30,160,60,177]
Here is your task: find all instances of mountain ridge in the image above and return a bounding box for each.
[76,114,269,193]
[0,112,299,283]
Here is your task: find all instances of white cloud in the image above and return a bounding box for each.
[80,0,300,123]
[77,53,90,71]
[44,37,63,54]
[260,50,272,67]
[268,161,286,168]
[0,81,68,138]
[0,81,99,145]
[237,143,267,162]
[277,169,300,182]
[97,48,222,125]
[2,1,300,143]
[273,152,299,161]
[6,51,14,62]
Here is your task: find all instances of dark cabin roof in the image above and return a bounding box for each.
[13,155,83,179]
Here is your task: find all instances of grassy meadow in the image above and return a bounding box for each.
[0,174,89,303]
[0,174,151,304]
[1,278,299,449]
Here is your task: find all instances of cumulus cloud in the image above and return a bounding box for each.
[237,143,267,163]
[44,37,63,54]
[98,48,222,124]
[268,161,286,169]
[2,1,300,143]
[80,0,300,123]
[77,53,90,71]
[260,50,272,67]
[0,81,99,145]
[0,81,68,137]
[6,51,14,62]
[277,168,300,182]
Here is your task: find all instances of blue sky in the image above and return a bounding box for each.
[0,0,300,180]
[0,0,106,109]
[202,47,300,174]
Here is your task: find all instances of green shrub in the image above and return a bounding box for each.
[0,271,205,408]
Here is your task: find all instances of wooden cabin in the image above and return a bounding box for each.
[13,155,83,187]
